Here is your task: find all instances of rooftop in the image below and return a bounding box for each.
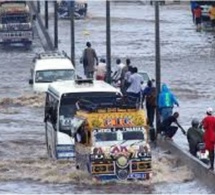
[34,58,74,71]
[48,80,121,97]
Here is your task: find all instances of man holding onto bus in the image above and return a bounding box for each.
[193,5,202,31]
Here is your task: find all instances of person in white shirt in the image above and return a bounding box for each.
[126,67,144,103]
[111,59,125,88]
[95,58,107,81]
[121,58,131,94]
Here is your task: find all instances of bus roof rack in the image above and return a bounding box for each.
[75,78,93,85]
[33,51,69,60]
[0,1,26,6]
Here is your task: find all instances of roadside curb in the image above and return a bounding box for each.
[28,1,55,51]
[158,138,215,191]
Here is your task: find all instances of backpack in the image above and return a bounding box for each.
[146,87,156,107]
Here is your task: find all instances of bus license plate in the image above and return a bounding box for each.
[128,173,146,179]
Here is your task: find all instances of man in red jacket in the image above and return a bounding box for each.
[201,107,215,170]
[193,5,202,31]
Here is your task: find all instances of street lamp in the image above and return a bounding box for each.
[54,0,58,49]
[70,0,75,67]
[155,1,161,140]
[45,0,48,29]
[37,1,40,13]
[106,0,111,84]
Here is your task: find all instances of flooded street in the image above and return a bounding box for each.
[0,0,214,193]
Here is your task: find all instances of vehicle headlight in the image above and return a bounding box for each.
[60,118,71,126]
[138,152,151,158]
[27,23,32,29]
[138,152,145,158]
[90,154,104,161]
[60,118,72,131]
[116,155,128,168]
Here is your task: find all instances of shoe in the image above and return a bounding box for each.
[208,166,214,171]
[165,137,173,141]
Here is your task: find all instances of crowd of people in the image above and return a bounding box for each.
[81,41,215,171]
[191,1,215,31]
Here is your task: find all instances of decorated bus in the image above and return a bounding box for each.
[74,98,152,181]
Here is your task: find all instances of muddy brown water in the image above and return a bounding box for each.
[0,1,213,193]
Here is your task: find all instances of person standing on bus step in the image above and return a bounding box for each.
[82,42,98,79]
[121,58,131,94]
[209,4,215,30]
[111,58,125,88]
[201,107,215,170]
[142,80,156,127]
[193,5,202,31]
[95,58,106,81]
[158,83,179,122]
[126,67,143,104]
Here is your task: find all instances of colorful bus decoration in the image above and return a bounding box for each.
[74,102,152,181]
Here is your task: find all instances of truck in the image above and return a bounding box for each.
[0,0,34,47]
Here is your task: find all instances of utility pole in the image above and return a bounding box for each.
[155,1,161,139]
[106,0,111,84]
[45,0,49,29]
[54,1,58,49]
[70,0,75,67]
[37,1,40,13]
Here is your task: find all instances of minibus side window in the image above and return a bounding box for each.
[44,93,59,127]
[51,100,58,125]
[44,93,51,122]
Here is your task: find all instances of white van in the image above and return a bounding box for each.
[29,51,75,92]
[45,79,122,159]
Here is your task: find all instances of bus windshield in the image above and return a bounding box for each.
[60,92,121,116]
[59,92,122,131]
[123,131,144,140]
[94,132,118,142]
[93,130,145,143]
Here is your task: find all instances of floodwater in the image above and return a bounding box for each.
[0,0,214,193]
